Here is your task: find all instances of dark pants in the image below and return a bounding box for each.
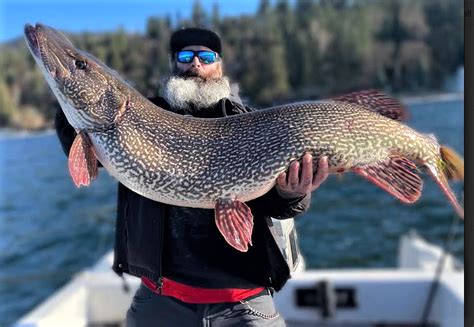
[126,284,286,327]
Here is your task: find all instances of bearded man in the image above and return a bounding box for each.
[55,27,329,327]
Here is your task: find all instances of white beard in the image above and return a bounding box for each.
[162,76,231,113]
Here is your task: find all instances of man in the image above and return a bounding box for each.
[55,27,329,326]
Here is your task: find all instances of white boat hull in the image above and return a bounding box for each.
[15,232,463,327]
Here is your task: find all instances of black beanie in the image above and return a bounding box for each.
[170,27,222,56]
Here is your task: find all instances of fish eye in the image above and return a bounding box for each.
[75,59,87,70]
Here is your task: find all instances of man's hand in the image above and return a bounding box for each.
[276,153,329,199]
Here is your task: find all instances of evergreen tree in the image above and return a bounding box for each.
[211,3,220,30]
[423,0,463,88]
[192,0,208,27]
[0,1,464,129]
[0,79,17,126]
[251,2,289,104]
[109,28,128,72]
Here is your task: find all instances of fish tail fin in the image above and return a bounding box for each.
[426,145,464,219]
[440,145,464,181]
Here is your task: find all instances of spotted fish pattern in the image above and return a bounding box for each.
[25,23,465,221]
[90,96,435,209]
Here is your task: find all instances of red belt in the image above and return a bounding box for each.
[141,276,266,304]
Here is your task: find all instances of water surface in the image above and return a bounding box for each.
[0,98,464,326]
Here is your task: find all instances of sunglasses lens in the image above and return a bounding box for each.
[177,51,218,64]
[198,51,217,64]
[177,51,194,63]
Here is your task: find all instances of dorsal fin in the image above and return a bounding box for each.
[332,89,409,121]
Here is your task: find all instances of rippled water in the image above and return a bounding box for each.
[0,98,464,326]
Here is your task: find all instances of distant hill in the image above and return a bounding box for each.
[0,0,463,130]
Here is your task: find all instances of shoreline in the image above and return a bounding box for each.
[0,128,55,139]
[400,91,464,105]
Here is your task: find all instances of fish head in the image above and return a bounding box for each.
[24,23,128,130]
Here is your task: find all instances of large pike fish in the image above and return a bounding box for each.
[24,23,464,252]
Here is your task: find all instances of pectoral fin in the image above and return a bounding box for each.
[215,198,254,252]
[353,156,422,203]
[68,132,98,187]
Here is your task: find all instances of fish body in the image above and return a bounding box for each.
[24,23,464,252]
[90,97,433,208]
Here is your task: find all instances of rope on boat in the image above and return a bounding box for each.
[419,186,463,326]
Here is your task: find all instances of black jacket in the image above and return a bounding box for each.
[55,95,310,292]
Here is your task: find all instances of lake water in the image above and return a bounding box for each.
[0,97,464,326]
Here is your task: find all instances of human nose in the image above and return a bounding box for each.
[191,55,201,67]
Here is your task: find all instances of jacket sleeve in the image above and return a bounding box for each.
[54,109,76,157]
[246,187,311,220]
[223,98,256,116]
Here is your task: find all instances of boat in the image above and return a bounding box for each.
[15,230,463,327]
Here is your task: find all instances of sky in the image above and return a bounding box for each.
[0,0,261,43]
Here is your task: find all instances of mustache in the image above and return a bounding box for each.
[177,69,206,80]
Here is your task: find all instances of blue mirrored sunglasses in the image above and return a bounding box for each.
[176,50,220,64]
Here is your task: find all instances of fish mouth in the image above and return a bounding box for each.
[24,23,41,58]
[24,23,68,80]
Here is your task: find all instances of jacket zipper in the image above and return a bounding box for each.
[156,277,163,294]
[156,205,166,294]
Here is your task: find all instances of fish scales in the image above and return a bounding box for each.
[87,95,429,209]
[24,22,464,242]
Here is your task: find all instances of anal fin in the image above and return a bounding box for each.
[68,132,98,187]
[426,163,464,219]
[215,198,254,252]
[353,156,422,203]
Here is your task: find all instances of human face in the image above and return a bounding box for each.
[175,45,223,80]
